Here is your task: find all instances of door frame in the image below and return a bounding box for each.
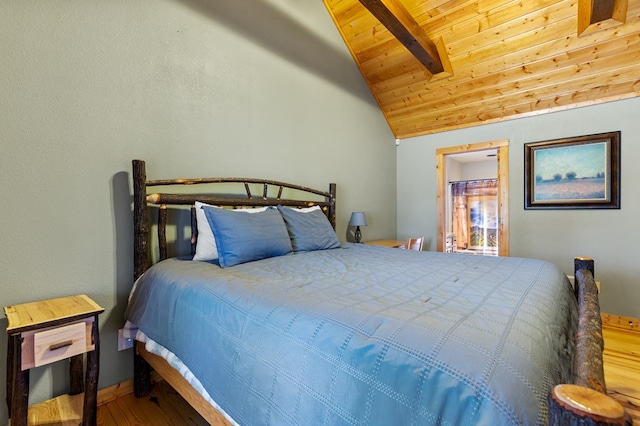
[436,139,510,256]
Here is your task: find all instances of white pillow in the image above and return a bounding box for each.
[192,201,268,261]
[295,205,321,213]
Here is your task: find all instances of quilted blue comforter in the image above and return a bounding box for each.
[125,244,577,425]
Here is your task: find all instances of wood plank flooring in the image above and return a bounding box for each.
[26,379,208,426]
[602,314,640,424]
[97,381,208,425]
[22,318,639,425]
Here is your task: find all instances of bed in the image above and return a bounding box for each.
[126,159,628,425]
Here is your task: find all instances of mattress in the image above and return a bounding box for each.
[125,243,577,425]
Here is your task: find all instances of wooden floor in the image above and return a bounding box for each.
[26,379,208,426]
[21,317,639,425]
[602,314,640,424]
[96,380,209,425]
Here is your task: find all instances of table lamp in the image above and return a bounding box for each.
[349,212,368,243]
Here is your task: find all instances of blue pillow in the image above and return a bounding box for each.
[202,206,292,267]
[277,205,341,252]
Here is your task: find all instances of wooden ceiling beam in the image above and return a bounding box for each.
[358,0,444,75]
[578,0,628,35]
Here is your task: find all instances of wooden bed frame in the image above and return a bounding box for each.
[130,159,629,425]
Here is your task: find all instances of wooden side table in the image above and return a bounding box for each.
[364,239,405,248]
[4,294,104,426]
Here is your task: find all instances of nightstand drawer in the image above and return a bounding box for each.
[21,318,94,370]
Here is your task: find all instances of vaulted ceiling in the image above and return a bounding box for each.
[323,0,640,138]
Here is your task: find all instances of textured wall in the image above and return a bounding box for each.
[0,1,396,422]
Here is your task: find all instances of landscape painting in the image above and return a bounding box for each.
[525,132,620,209]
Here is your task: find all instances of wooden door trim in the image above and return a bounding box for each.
[436,139,509,256]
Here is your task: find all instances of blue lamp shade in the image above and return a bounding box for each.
[349,212,367,243]
[349,212,368,227]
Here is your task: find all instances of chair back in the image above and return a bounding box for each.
[402,237,424,251]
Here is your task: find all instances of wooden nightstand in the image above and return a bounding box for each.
[4,294,104,426]
[364,239,405,248]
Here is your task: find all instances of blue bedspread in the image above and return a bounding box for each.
[125,244,577,425]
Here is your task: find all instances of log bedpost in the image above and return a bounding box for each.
[549,384,629,425]
[574,256,595,300]
[190,206,198,256]
[328,183,337,230]
[573,260,605,393]
[158,205,168,261]
[132,160,152,397]
[133,160,149,281]
[548,258,630,425]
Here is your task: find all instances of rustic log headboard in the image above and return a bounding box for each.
[132,159,337,280]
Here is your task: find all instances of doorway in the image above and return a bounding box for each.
[436,140,509,256]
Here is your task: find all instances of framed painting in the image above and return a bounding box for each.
[467,195,498,252]
[524,131,620,209]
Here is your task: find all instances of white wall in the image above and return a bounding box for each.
[398,96,640,318]
[0,1,396,421]
[459,159,497,181]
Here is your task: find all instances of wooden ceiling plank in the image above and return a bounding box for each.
[417,77,640,130]
[325,0,640,138]
[391,79,640,138]
[341,15,403,54]
[446,4,576,60]
[404,1,577,65]
[354,37,407,62]
[358,0,445,74]
[413,0,482,30]
[446,7,638,86]
[383,47,640,122]
[370,6,640,96]
[416,0,559,42]
[376,0,638,91]
[507,80,640,114]
[388,63,640,127]
[409,0,471,20]
[383,50,640,119]
[356,0,574,70]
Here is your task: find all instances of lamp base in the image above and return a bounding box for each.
[354,226,362,244]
